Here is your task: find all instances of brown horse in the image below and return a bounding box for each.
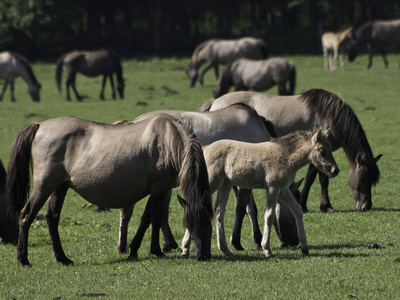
[0,51,41,102]
[6,115,213,267]
[202,89,382,213]
[321,27,352,71]
[213,57,296,98]
[186,37,269,87]
[55,49,124,101]
[348,20,400,69]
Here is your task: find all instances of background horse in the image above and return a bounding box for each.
[321,27,352,71]
[202,88,381,213]
[0,51,41,102]
[6,115,213,267]
[55,49,124,101]
[213,57,296,98]
[183,129,339,258]
[115,104,300,256]
[0,159,18,244]
[186,37,269,87]
[348,19,400,69]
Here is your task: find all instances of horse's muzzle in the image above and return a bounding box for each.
[330,166,340,178]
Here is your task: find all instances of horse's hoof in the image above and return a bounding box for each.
[126,254,138,262]
[162,243,178,253]
[302,249,309,256]
[61,259,74,266]
[221,249,232,256]
[115,247,128,254]
[181,249,190,257]
[263,250,273,258]
[230,237,245,251]
[320,206,335,213]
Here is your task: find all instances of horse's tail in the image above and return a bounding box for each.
[55,54,65,93]
[288,63,296,95]
[200,98,215,111]
[6,123,40,222]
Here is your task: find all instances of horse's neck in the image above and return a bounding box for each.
[18,65,36,86]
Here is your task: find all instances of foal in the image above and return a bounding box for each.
[182,129,339,258]
[321,27,352,71]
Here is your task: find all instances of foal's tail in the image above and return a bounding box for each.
[55,54,65,93]
[6,123,40,221]
[288,63,296,95]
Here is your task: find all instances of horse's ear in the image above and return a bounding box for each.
[324,128,332,139]
[356,153,364,166]
[177,195,187,208]
[374,154,383,163]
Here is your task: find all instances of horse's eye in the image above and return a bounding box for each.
[320,148,326,156]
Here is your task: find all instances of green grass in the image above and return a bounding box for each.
[1,54,399,299]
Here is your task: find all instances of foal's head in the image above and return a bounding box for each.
[309,129,340,178]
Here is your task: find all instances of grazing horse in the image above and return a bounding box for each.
[213,57,296,98]
[6,115,213,267]
[0,159,18,244]
[202,89,382,213]
[55,49,124,101]
[114,104,298,255]
[186,37,269,87]
[348,20,400,69]
[0,51,41,102]
[183,129,339,258]
[321,27,352,71]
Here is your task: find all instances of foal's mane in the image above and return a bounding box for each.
[300,88,380,184]
[12,53,40,85]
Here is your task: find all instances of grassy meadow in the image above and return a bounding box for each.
[0,54,399,299]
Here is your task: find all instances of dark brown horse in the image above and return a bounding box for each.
[6,115,213,267]
[348,19,400,69]
[55,49,124,101]
[202,89,382,213]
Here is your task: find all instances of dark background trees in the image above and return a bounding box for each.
[0,0,399,59]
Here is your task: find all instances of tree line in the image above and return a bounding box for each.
[0,0,399,58]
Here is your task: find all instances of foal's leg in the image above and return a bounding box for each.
[0,79,8,101]
[300,164,318,212]
[261,188,279,258]
[115,204,135,254]
[332,47,338,71]
[45,183,72,265]
[214,182,233,256]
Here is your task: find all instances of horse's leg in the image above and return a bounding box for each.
[181,228,191,256]
[115,204,135,254]
[199,61,214,86]
[379,46,389,69]
[261,188,279,258]
[67,72,82,101]
[214,182,233,256]
[318,171,334,213]
[45,183,73,265]
[149,191,166,257]
[160,190,178,252]
[277,189,308,255]
[300,164,318,212]
[100,74,107,100]
[0,79,8,101]
[278,85,288,95]
[9,79,16,102]
[109,73,116,100]
[366,43,374,69]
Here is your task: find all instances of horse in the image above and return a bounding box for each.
[55,49,124,101]
[6,115,213,267]
[321,27,352,71]
[0,159,18,244]
[114,104,298,256]
[201,89,382,213]
[0,51,41,102]
[186,37,269,87]
[182,129,339,258]
[213,57,296,98]
[348,20,400,69]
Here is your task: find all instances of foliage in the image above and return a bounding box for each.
[0,54,400,299]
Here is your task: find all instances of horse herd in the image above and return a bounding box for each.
[0,19,388,267]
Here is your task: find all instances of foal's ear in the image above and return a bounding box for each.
[312,129,322,143]
[177,195,187,208]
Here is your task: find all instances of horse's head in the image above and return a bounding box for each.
[347,153,382,212]
[347,38,359,62]
[310,129,340,178]
[186,66,198,88]
[178,193,213,261]
[28,83,41,102]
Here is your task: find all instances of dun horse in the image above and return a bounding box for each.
[321,27,352,71]
[182,129,339,258]
[6,115,213,267]
[348,19,400,69]
[202,89,382,213]
[0,51,41,102]
[55,49,124,101]
[114,104,301,255]
[186,37,268,87]
[213,57,296,98]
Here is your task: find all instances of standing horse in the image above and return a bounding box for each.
[183,129,339,258]
[348,20,400,69]
[115,104,295,256]
[0,159,18,244]
[213,57,296,98]
[0,51,41,102]
[186,37,268,87]
[321,27,352,71]
[202,89,382,213]
[6,115,213,267]
[55,49,124,101]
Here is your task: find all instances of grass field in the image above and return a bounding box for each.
[0,54,399,299]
